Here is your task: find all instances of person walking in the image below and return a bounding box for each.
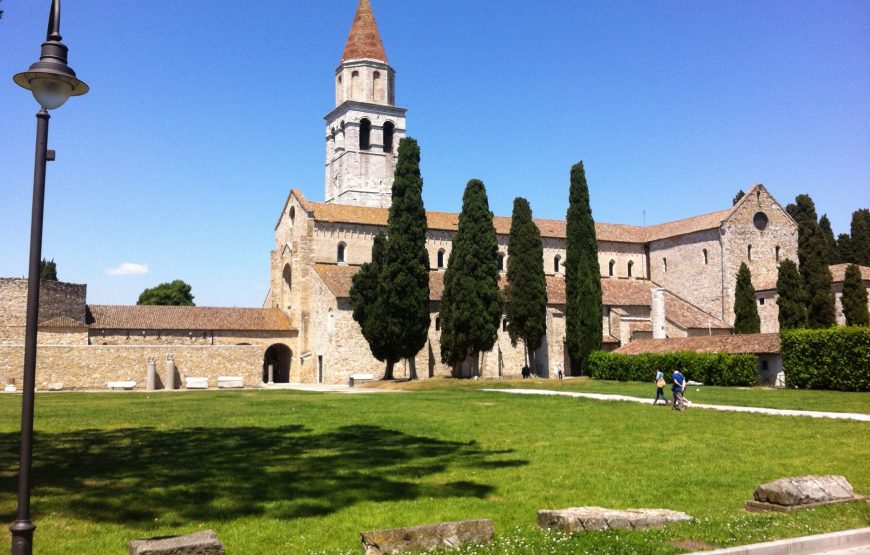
[556,363,564,380]
[671,365,686,410]
[653,369,669,405]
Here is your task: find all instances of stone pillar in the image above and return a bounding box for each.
[165,354,176,390]
[146,357,157,391]
[267,363,274,385]
[651,288,666,339]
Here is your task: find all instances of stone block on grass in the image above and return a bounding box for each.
[360,519,493,554]
[746,475,863,512]
[128,529,224,555]
[537,506,691,532]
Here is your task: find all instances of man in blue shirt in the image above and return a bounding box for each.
[671,367,686,410]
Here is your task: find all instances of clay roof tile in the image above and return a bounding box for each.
[341,0,388,62]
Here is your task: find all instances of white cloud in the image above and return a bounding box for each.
[105,263,148,276]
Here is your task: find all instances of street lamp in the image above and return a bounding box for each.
[11,1,88,553]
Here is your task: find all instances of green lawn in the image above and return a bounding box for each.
[387,377,870,414]
[0,387,868,554]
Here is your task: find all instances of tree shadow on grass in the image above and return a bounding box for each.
[0,425,526,527]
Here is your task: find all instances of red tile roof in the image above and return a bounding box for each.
[293,188,735,244]
[87,305,292,332]
[38,315,88,329]
[342,0,388,62]
[613,333,780,355]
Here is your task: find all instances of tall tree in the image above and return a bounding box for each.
[379,137,431,380]
[819,214,840,264]
[789,194,835,328]
[504,197,548,368]
[439,179,502,376]
[733,262,760,334]
[137,280,195,306]
[842,264,869,326]
[775,259,806,330]
[850,208,870,266]
[39,258,58,281]
[732,190,745,206]
[838,233,854,264]
[564,161,602,374]
[350,233,399,376]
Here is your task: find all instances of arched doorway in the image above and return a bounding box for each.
[263,344,292,383]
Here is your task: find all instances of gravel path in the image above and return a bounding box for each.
[483,388,870,422]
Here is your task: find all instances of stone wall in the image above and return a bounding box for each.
[0,344,272,390]
[90,330,290,346]
[720,187,798,327]
[648,228,723,320]
[0,279,87,343]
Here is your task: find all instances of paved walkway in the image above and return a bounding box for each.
[483,388,870,422]
[688,527,870,554]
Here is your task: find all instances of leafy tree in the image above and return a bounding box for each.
[137,280,195,306]
[504,197,547,368]
[842,264,869,326]
[39,258,57,281]
[379,137,431,379]
[818,214,839,264]
[350,233,398,375]
[733,262,760,334]
[789,194,835,328]
[439,179,502,375]
[838,233,853,264]
[776,259,806,330]
[732,190,745,206]
[850,208,870,266]
[564,161,602,374]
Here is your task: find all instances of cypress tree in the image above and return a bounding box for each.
[439,179,502,376]
[838,233,853,264]
[564,161,602,374]
[790,194,835,328]
[732,190,745,206]
[850,208,870,266]
[842,263,869,326]
[819,214,840,264]
[504,197,548,367]
[379,137,431,379]
[733,262,760,334]
[775,259,806,330]
[350,233,399,377]
[39,258,58,281]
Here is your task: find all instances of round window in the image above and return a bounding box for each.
[753,212,768,231]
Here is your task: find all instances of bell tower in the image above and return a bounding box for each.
[324,0,407,207]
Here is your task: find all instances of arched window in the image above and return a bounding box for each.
[337,242,346,263]
[627,260,634,277]
[497,252,505,271]
[373,71,381,102]
[703,248,708,265]
[359,118,371,151]
[437,249,445,269]
[351,70,360,98]
[747,245,752,261]
[554,255,562,274]
[289,206,295,224]
[435,316,441,331]
[775,245,780,262]
[608,259,615,277]
[502,318,508,331]
[663,258,668,272]
[383,121,394,153]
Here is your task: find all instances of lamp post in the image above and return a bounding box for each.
[11,1,88,553]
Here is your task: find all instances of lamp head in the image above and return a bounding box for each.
[13,0,88,110]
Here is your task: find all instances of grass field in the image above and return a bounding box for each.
[0,383,868,554]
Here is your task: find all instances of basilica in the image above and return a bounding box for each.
[10,0,857,391]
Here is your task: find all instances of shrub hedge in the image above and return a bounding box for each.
[781,327,870,392]
[588,351,757,386]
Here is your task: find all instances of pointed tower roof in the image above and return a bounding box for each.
[341,0,388,62]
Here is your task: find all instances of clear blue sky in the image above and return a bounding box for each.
[1,0,868,308]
